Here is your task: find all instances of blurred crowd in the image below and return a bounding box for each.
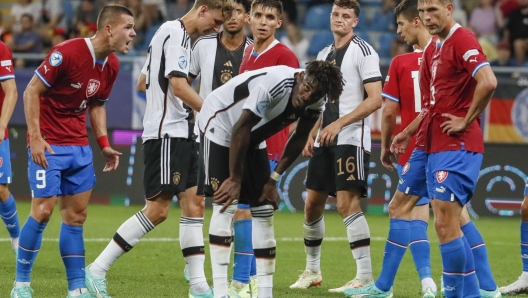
[0,0,527,69]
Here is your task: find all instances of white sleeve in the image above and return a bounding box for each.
[140,58,148,75]
[358,51,382,84]
[165,28,190,78]
[189,42,200,78]
[242,85,272,118]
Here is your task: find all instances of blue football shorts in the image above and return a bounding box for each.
[28,145,96,198]
[396,149,429,205]
[427,150,483,205]
[0,139,12,184]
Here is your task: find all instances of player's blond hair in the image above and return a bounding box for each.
[194,0,237,20]
[96,4,133,29]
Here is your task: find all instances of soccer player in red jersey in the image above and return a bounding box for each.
[11,5,135,298]
[0,41,20,258]
[213,0,300,295]
[418,0,497,296]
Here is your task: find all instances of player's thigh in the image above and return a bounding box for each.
[28,147,64,198]
[242,147,271,208]
[427,150,483,206]
[198,136,230,198]
[0,139,13,187]
[306,146,336,195]
[143,137,195,200]
[61,146,96,196]
[396,149,429,201]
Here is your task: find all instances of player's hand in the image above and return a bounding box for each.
[302,137,315,157]
[214,177,241,213]
[258,179,280,210]
[317,121,342,147]
[380,147,395,171]
[390,131,411,155]
[440,113,468,135]
[101,147,122,172]
[30,136,55,169]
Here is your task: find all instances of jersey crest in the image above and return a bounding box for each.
[86,79,100,97]
[49,51,63,66]
[436,170,449,183]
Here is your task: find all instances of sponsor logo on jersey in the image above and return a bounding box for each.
[86,79,100,97]
[224,60,233,67]
[402,162,410,174]
[0,60,11,67]
[49,51,63,66]
[71,82,82,89]
[435,186,446,193]
[436,170,448,183]
[399,179,404,185]
[385,75,390,82]
[178,55,187,69]
[463,49,479,61]
[5,66,11,72]
[512,87,528,141]
[469,57,478,63]
[43,65,50,74]
[256,100,269,115]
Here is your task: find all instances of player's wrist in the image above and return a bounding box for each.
[97,135,111,151]
[270,171,281,182]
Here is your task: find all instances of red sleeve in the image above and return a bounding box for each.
[382,56,400,103]
[278,46,299,68]
[0,43,15,79]
[239,46,253,73]
[34,44,71,88]
[455,30,489,78]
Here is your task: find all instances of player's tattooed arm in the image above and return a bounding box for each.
[0,77,17,143]
[440,65,497,135]
[381,99,398,170]
[214,109,261,212]
[89,102,122,172]
[170,76,203,112]
[24,75,55,168]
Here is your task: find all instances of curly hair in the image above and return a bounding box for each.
[305,60,345,103]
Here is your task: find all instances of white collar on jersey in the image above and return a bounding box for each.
[440,23,462,44]
[84,38,109,69]
[251,39,279,61]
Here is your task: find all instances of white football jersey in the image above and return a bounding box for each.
[141,20,194,143]
[197,65,324,148]
[315,36,382,151]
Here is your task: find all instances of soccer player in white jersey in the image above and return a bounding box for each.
[197,61,344,298]
[188,1,253,296]
[84,1,236,298]
[289,0,383,293]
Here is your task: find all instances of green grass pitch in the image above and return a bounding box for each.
[0,202,525,297]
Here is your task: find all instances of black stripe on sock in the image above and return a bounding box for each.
[305,216,323,226]
[254,247,276,259]
[349,238,370,250]
[113,233,134,252]
[304,238,323,247]
[209,234,232,247]
[182,245,205,257]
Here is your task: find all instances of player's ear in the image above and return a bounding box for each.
[199,5,208,16]
[413,17,420,26]
[276,19,282,29]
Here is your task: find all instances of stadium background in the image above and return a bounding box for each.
[4,61,528,218]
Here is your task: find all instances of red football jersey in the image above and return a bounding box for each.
[382,50,423,165]
[416,40,434,150]
[0,41,15,139]
[424,25,488,154]
[239,40,299,161]
[32,38,119,146]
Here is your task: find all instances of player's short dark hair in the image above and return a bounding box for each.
[97,4,133,29]
[195,0,237,20]
[334,0,360,17]
[236,0,251,13]
[417,0,452,5]
[250,0,283,18]
[20,13,34,22]
[394,0,419,21]
[305,60,344,103]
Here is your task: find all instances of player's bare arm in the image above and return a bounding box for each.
[440,65,497,135]
[89,101,122,172]
[390,110,424,154]
[136,73,146,93]
[262,115,320,208]
[302,114,321,157]
[214,109,261,212]
[24,76,55,169]
[170,76,203,112]
[0,77,17,143]
[381,99,399,170]
[318,80,382,146]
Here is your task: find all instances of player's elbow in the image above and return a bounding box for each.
[484,75,498,94]
[371,95,383,111]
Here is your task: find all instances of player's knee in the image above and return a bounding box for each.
[0,184,10,201]
[521,197,528,219]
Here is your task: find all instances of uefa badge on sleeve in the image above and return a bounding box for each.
[178,56,187,70]
[49,51,63,66]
